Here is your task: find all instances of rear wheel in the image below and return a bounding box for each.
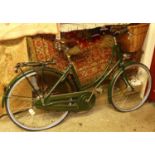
[5,68,73,131]
[109,62,152,112]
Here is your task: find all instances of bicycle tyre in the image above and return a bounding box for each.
[108,62,152,112]
[5,67,74,131]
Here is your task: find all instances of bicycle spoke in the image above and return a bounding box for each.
[8,95,36,101]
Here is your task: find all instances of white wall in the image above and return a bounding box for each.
[141,23,155,67]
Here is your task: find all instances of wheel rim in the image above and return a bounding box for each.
[6,70,72,131]
[111,63,152,112]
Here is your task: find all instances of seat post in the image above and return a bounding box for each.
[65,51,72,64]
[113,36,118,45]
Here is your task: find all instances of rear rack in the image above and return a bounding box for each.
[15,59,56,68]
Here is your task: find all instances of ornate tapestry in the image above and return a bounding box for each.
[28,31,113,84]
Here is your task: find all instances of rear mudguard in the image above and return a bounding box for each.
[2,67,76,108]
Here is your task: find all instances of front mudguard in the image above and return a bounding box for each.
[108,61,137,102]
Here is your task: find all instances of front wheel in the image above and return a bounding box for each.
[5,68,74,131]
[108,62,152,112]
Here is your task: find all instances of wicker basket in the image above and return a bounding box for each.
[117,24,149,52]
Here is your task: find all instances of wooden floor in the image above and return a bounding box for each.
[0,93,155,132]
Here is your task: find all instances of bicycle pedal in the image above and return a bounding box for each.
[29,109,35,116]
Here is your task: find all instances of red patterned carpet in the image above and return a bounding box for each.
[28,33,113,84]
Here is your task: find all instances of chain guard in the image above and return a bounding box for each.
[35,91,96,112]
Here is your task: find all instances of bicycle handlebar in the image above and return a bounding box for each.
[112,27,128,35]
[101,26,128,36]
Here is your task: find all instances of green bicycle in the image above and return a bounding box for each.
[2,27,152,131]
